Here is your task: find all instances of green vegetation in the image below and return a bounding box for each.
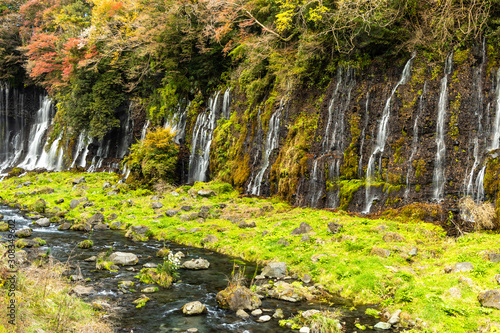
[0,244,112,332]
[1,172,500,331]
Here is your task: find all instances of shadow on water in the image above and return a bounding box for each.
[0,206,400,332]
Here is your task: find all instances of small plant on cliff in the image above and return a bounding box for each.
[123,127,179,185]
[459,197,496,230]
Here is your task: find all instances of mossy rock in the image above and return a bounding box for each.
[71,223,92,232]
[156,248,171,258]
[78,240,94,249]
[96,260,118,271]
[0,222,10,232]
[32,199,46,213]
[135,268,173,288]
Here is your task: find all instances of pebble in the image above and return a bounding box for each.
[251,309,262,316]
[374,322,391,330]
[257,315,271,322]
[236,309,249,319]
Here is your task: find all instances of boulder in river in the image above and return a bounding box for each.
[216,285,262,311]
[182,258,210,270]
[182,301,207,315]
[15,228,32,238]
[34,218,50,227]
[108,252,139,266]
[0,222,10,231]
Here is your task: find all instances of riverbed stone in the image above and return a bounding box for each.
[94,223,109,230]
[182,258,210,270]
[110,221,123,230]
[143,263,158,268]
[451,262,474,273]
[388,309,402,324]
[216,285,262,311]
[71,223,91,232]
[371,247,391,258]
[142,287,158,293]
[109,252,139,266]
[182,301,207,315]
[0,222,8,231]
[478,289,500,309]
[84,256,97,262]
[198,189,216,197]
[70,285,94,296]
[291,222,313,235]
[236,309,250,319]
[266,281,304,302]
[15,228,32,238]
[251,309,262,316]
[374,322,391,330]
[273,308,284,319]
[34,218,50,227]
[262,262,287,278]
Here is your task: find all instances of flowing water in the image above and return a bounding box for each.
[188,92,223,183]
[247,101,283,196]
[432,53,453,202]
[364,55,415,213]
[0,206,399,333]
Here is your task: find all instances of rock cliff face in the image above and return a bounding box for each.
[3,48,500,219]
[206,48,500,216]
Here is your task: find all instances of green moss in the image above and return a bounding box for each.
[78,240,93,249]
[338,179,364,210]
[341,114,361,179]
[453,49,469,65]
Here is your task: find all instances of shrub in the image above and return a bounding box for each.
[123,127,179,185]
[459,197,496,230]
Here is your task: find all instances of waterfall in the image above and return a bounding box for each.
[141,119,150,141]
[404,82,426,200]
[188,91,222,183]
[491,68,500,151]
[222,87,231,119]
[37,135,64,171]
[71,133,90,168]
[164,102,189,145]
[431,53,453,202]
[364,54,415,213]
[308,159,323,207]
[117,104,134,159]
[247,101,283,195]
[17,97,53,170]
[358,91,370,178]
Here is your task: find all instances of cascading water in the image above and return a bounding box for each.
[17,97,53,170]
[141,119,150,141]
[222,87,231,119]
[71,133,90,168]
[357,92,370,178]
[364,54,415,213]
[247,101,283,196]
[188,91,222,183]
[37,135,64,171]
[490,67,500,151]
[432,53,453,202]
[404,82,426,200]
[164,102,189,145]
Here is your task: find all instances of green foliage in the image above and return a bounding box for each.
[123,127,179,185]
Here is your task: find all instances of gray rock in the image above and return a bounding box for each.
[182,258,210,270]
[198,189,216,197]
[262,262,287,278]
[143,263,158,268]
[291,222,313,235]
[374,322,391,330]
[71,223,92,232]
[266,281,304,302]
[70,197,87,209]
[198,211,209,219]
[181,205,192,212]
[216,285,261,311]
[327,222,343,234]
[22,181,32,187]
[72,176,86,185]
[94,223,109,230]
[84,256,97,262]
[487,253,500,263]
[236,309,250,319]
[70,285,94,296]
[165,210,179,217]
[189,228,201,233]
[451,262,474,273]
[142,287,158,293]
[301,274,312,284]
[301,234,310,242]
[251,309,262,316]
[388,309,401,325]
[273,308,284,319]
[170,191,180,197]
[87,213,104,224]
[108,252,139,266]
[199,206,211,213]
[107,213,118,220]
[257,315,271,322]
[478,289,500,309]
[14,251,27,265]
[201,235,218,244]
[15,228,32,238]
[110,221,123,230]
[131,225,150,235]
[371,247,391,258]
[409,247,418,256]
[182,301,207,315]
[35,218,50,227]
[239,221,256,228]
[302,309,320,319]
[151,202,163,209]
[186,329,198,333]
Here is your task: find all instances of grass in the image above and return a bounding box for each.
[1,171,500,331]
[0,244,113,332]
